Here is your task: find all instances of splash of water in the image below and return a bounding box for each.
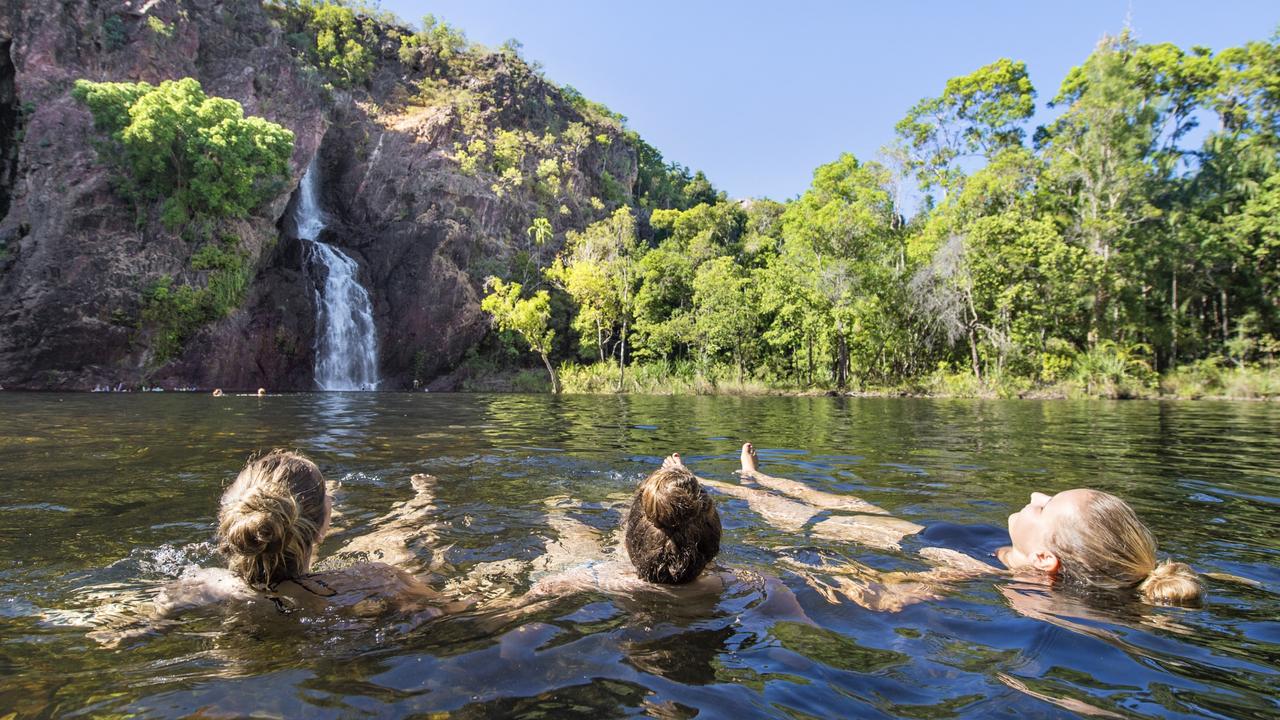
[297,159,380,391]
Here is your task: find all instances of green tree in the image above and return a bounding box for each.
[399,13,469,68]
[546,208,639,389]
[632,246,696,362]
[480,278,560,393]
[650,201,747,266]
[896,58,1036,193]
[310,2,374,86]
[780,153,902,387]
[755,249,827,384]
[527,216,554,246]
[692,256,758,382]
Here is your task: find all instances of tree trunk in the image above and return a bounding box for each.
[968,325,982,381]
[1221,288,1229,347]
[1170,271,1178,364]
[616,319,627,392]
[807,333,814,387]
[836,334,849,389]
[541,352,561,394]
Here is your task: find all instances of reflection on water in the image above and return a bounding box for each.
[0,393,1277,718]
[306,392,379,457]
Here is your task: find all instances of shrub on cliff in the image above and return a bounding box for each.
[398,13,469,70]
[269,0,379,87]
[141,237,251,363]
[72,78,294,226]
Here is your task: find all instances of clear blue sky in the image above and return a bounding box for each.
[381,1,1277,201]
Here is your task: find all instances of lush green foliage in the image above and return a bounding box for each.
[480,278,561,393]
[266,5,1273,397]
[476,30,1279,398]
[398,13,469,69]
[269,0,383,86]
[145,15,174,40]
[141,237,251,362]
[545,208,640,383]
[72,78,294,225]
[101,15,127,51]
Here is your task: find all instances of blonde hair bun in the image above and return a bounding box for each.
[222,499,292,553]
[1139,560,1204,606]
[216,450,326,587]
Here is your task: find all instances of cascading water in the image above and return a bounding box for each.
[296,159,380,391]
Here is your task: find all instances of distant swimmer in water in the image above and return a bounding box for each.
[257,387,266,397]
[84,451,459,646]
[731,442,1204,611]
[212,388,223,397]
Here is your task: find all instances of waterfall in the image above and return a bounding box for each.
[297,159,380,391]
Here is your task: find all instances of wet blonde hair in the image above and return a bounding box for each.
[624,465,721,585]
[1047,490,1203,606]
[216,450,327,588]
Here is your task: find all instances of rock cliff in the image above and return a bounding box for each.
[0,0,640,390]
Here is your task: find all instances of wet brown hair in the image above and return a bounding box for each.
[624,465,721,584]
[1048,490,1203,606]
[216,450,327,588]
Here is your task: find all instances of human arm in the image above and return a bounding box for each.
[334,473,443,571]
[85,567,253,647]
[782,548,1002,612]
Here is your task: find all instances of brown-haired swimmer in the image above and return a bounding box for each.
[483,458,810,668]
[625,455,723,584]
[523,455,808,624]
[88,451,456,646]
[524,456,728,596]
[731,442,1204,611]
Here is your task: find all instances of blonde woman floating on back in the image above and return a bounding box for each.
[730,442,1203,611]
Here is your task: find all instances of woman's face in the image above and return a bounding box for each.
[1003,489,1094,571]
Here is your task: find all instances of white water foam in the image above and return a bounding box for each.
[297,159,380,391]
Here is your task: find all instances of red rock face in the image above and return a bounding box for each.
[0,0,639,391]
[0,0,327,390]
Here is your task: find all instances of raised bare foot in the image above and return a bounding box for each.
[740,442,759,474]
[661,453,685,470]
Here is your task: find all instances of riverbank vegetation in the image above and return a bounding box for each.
[472,29,1280,400]
[65,2,1277,398]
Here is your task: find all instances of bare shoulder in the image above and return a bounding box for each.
[312,561,423,594]
[918,547,1003,576]
[154,568,252,613]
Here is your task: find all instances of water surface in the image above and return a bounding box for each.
[0,393,1277,718]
